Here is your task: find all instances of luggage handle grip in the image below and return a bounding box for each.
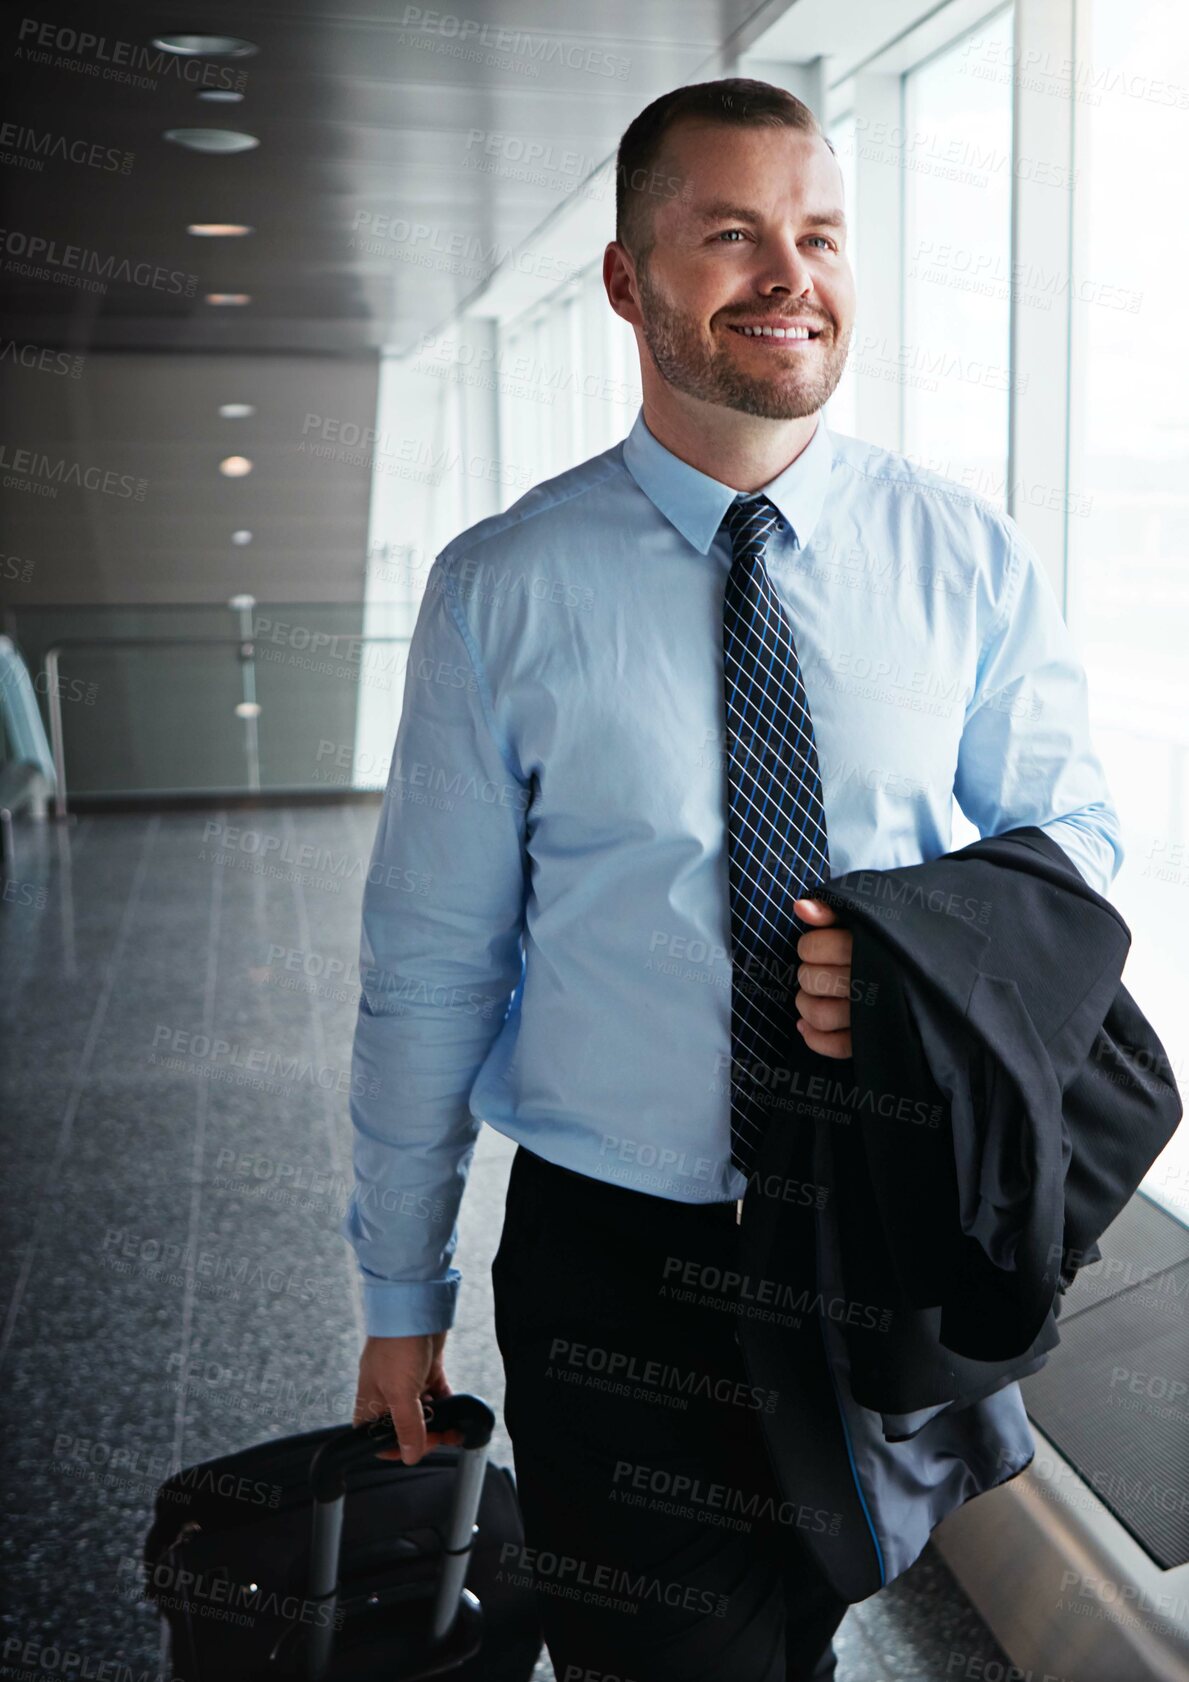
[308,1393,495,1501]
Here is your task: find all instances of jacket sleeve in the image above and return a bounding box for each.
[953,520,1123,898]
[339,555,530,1337]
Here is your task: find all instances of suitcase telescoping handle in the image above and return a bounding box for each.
[299,1393,496,1680]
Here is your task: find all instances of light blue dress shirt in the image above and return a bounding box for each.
[340,407,1123,1337]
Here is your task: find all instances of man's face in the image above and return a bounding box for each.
[629,119,855,420]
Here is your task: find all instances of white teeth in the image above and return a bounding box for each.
[731,324,813,340]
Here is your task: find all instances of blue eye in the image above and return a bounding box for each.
[715,229,835,249]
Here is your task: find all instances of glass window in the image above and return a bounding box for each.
[499,307,549,507]
[548,290,578,471]
[901,6,1014,503]
[1067,0,1189,1221]
[498,259,643,496]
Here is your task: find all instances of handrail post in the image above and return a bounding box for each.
[45,647,68,821]
[229,594,261,793]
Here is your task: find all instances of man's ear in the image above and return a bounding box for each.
[603,240,643,331]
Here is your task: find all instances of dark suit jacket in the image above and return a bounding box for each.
[742,826,1183,1424]
[732,827,1183,1603]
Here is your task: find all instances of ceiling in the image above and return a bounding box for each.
[1,0,852,619]
[3,0,804,358]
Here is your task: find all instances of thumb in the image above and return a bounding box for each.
[793,896,836,925]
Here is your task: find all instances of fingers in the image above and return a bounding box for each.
[795,926,852,966]
[383,1391,464,1459]
[424,1355,454,1397]
[351,1385,402,1463]
[797,1019,852,1059]
[795,989,850,1033]
[795,942,853,1058]
[422,1396,465,1452]
[355,1335,438,1465]
[797,959,852,1001]
[355,1389,463,1462]
[390,1391,429,1466]
[351,1382,394,1432]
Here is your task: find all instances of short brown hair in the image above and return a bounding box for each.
[615,78,833,269]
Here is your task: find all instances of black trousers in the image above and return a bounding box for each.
[491,1144,850,1682]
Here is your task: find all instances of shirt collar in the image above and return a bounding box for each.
[622,405,834,556]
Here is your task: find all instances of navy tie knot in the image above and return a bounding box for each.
[723,493,783,554]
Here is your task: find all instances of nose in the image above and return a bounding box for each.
[757,230,816,300]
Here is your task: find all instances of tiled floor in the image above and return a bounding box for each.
[0,805,1019,1679]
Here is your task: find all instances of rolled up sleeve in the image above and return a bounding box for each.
[339,556,529,1336]
[954,522,1123,898]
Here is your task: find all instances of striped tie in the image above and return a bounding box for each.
[722,492,831,1177]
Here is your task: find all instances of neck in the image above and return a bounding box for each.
[640,386,819,493]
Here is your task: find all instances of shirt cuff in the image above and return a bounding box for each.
[1038,814,1123,899]
[358,1273,460,1338]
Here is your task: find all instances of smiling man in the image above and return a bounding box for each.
[344,79,1121,1681]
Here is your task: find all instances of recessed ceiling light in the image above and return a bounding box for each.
[189,223,253,237]
[219,456,253,477]
[205,293,252,306]
[231,530,254,545]
[163,128,259,154]
[152,35,258,57]
[198,90,245,103]
[235,701,262,719]
[219,403,255,419]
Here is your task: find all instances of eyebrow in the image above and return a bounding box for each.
[692,201,846,230]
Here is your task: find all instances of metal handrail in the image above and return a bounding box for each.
[42,633,411,820]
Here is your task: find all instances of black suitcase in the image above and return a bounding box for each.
[141,1394,543,1680]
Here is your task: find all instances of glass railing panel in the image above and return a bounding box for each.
[4,603,415,802]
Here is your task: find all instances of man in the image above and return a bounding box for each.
[343,79,1121,1680]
